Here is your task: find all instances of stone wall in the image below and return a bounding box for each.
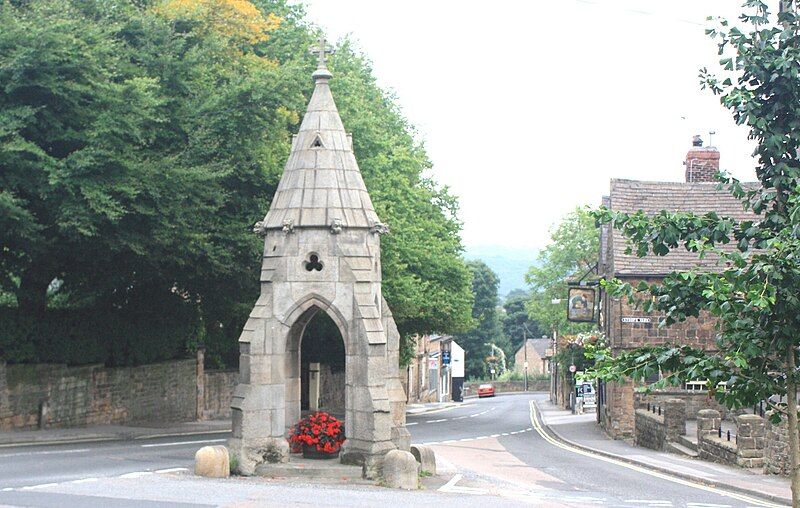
[634,399,685,451]
[464,379,549,396]
[635,409,665,450]
[636,390,729,420]
[0,360,196,430]
[0,359,243,429]
[203,370,238,420]
[765,413,791,476]
[696,409,764,469]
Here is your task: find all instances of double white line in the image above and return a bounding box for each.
[528,401,786,508]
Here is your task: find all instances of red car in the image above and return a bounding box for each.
[477,383,495,398]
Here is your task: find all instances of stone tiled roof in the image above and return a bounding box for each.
[262,72,381,230]
[609,179,760,276]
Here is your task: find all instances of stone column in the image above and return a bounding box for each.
[736,414,765,468]
[196,347,205,421]
[697,409,721,443]
[664,398,686,441]
[308,362,320,411]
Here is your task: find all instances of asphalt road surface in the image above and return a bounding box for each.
[0,393,786,507]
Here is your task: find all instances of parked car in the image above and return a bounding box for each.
[477,383,495,398]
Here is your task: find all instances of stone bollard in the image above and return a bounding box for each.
[664,398,686,441]
[195,445,230,478]
[382,449,419,490]
[410,445,436,475]
[696,409,721,443]
[736,414,765,468]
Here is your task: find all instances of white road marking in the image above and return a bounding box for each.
[0,448,91,458]
[440,473,463,490]
[1,488,13,492]
[155,467,189,474]
[490,434,500,438]
[21,483,59,490]
[69,478,98,484]
[687,504,733,508]
[438,473,488,495]
[140,438,226,448]
[427,419,447,423]
[529,401,784,508]
[118,471,152,479]
[405,422,418,426]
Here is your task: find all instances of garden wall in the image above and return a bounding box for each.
[0,359,240,430]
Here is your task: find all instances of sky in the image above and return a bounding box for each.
[300,0,759,253]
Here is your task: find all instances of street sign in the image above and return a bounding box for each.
[442,350,451,365]
[569,365,577,373]
[621,317,652,323]
[523,361,529,369]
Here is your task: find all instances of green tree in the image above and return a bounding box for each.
[525,207,599,336]
[502,290,542,354]
[0,0,475,367]
[588,2,800,501]
[456,260,507,379]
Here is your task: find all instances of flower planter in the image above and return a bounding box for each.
[302,444,340,460]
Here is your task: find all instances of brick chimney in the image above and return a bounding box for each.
[684,135,720,183]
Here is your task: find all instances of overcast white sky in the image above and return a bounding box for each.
[300,0,759,252]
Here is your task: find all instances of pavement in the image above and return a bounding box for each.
[534,394,792,506]
[0,420,231,448]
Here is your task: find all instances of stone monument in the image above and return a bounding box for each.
[228,37,410,479]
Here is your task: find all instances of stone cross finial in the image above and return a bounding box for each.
[310,36,335,70]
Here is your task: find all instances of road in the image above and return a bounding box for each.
[0,393,786,507]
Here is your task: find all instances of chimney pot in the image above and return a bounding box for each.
[692,134,703,147]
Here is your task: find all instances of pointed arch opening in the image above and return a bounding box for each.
[284,299,348,428]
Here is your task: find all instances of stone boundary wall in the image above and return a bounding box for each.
[636,390,729,420]
[635,409,665,450]
[464,379,549,395]
[696,409,764,469]
[203,370,238,420]
[634,398,685,451]
[765,412,790,476]
[0,360,196,430]
[0,359,245,430]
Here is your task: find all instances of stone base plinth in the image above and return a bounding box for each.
[255,455,366,481]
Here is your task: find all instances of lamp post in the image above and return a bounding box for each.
[522,324,528,391]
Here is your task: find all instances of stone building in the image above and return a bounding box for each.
[228,42,409,478]
[513,338,550,376]
[597,137,758,439]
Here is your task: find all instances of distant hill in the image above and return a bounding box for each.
[464,245,539,300]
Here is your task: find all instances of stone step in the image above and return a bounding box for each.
[676,434,698,452]
[255,456,366,481]
[666,441,699,458]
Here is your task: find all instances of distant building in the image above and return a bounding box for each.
[597,137,758,439]
[406,335,464,403]
[513,338,550,376]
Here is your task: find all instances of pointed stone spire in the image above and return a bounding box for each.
[262,37,382,232]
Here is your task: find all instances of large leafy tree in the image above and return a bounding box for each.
[502,290,542,354]
[525,207,599,336]
[456,260,506,379]
[589,2,800,501]
[0,0,474,366]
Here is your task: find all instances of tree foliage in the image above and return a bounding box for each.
[0,0,474,367]
[502,290,541,354]
[455,260,507,379]
[587,2,800,501]
[525,207,599,336]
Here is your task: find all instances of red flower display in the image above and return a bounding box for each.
[288,412,345,454]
